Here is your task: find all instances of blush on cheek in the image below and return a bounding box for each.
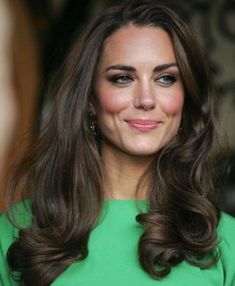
[159,92,184,115]
[96,89,129,114]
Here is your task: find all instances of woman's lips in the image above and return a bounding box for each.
[126,120,162,131]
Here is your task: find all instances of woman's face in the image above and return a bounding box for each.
[93,25,184,157]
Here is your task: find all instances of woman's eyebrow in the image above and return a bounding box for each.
[105,63,178,72]
[153,63,178,72]
[105,65,136,72]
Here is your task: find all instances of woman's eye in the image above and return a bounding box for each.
[110,75,133,84]
[157,74,176,86]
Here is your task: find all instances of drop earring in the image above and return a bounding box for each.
[88,111,97,135]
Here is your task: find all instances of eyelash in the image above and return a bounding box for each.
[157,74,177,86]
[109,73,177,86]
[109,74,132,84]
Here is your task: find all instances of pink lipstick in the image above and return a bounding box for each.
[127,120,161,132]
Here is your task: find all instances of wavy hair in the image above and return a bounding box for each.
[6,0,220,285]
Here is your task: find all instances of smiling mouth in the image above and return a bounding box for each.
[126,120,162,132]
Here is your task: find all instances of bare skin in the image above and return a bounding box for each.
[93,25,184,200]
[102,141,151,200]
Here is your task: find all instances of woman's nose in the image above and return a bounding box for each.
[133,82,156,111]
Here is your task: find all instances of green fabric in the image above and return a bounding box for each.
[1,200,235,286]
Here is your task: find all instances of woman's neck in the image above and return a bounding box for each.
[101,143,153,200]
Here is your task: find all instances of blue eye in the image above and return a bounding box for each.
[110,74,133,84]
[157,74,176,86]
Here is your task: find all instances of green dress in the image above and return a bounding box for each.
[1,200,235,286]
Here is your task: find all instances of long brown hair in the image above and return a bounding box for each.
[6,1,220,285]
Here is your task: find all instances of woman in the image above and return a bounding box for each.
[1,1,235,285]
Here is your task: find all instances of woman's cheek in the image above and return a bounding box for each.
[159,90,184,115]
[96,87,130,114]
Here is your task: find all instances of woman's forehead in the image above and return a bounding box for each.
[98,25,176,70]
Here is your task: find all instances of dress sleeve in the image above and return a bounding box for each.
[0,201,31,286]
[218,212,235,286]
[0,212,18,286]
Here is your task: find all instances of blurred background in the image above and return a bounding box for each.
[0,0,235,216]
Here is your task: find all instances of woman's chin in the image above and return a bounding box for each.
[123,145,161,157]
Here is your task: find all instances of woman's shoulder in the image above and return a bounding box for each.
[0,201,31,286]
[217,211,235,239]
[216,212,235,285]
[0,200,32,240]
[217,211,235,259]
